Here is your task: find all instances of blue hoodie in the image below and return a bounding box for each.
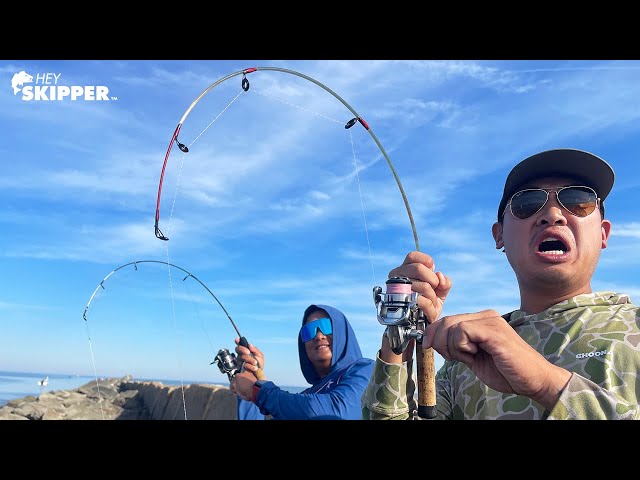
[237,304,374,420]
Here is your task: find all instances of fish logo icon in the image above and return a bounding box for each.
[11,70,33,95]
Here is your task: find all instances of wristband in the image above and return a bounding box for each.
[251,379,267,403]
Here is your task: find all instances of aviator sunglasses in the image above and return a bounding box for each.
[300,317,332,343]
[505,185,600,220]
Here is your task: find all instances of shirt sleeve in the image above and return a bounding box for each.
[546,372,640,420]
[255,359,374,420]
[361,351,416,420]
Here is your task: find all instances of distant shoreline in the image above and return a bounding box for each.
[0,375,310,420]
[0,370,306,407]
[0,370,308,388]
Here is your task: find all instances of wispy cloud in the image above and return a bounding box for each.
[10,59,640,244]
[370,98,468,130]
[394,60,542,94]
[598,241,640,268]
[112,65,222,90]
[339,248,405,270]
[599,221,640,267]
[0,148,177,214]
[612,222,640,238]
[0,301,53,311]
[259,336,298,345]
[4,219,194,264]
[507,61,640,75]
[309,60,541,96]
[4,60,640,386]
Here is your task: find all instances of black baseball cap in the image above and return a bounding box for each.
[497,148,615,221]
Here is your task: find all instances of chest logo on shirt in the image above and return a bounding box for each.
[576,350,608,359]
[315,378,338,393]
[318,379,334,392]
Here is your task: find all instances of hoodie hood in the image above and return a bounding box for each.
[298,304,365,385]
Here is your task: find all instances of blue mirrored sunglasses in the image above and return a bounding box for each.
[300,317,332,343]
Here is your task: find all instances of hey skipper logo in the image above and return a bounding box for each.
[11,70,117,102]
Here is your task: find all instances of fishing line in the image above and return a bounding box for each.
[182,278,217,355]
[152,66,430,416]
[162,245,188,420]
[249,84,379,285]
[160,92,248,419]
[82,260,240,420]
[155,67,420,250]
[250,88,344,125]
[348,129,376,286]
[247,84,379,285]
[189,90,245,148]
[82,318,106,420]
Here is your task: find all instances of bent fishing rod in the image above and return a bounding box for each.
[153,66,433,417]
[82,260,265,380]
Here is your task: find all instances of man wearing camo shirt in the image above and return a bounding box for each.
[362,148,640,420]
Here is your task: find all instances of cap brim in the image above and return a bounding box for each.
[498,149,615,220]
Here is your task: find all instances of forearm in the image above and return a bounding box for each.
[257,366,372,420]
[532,364,572,411]
[361,351,416,420]
[546,373,640,420]
[379,331,415,364]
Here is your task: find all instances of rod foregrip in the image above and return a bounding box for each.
[239,336,266,381]
[416,342,437,419]
[254,368,266,381]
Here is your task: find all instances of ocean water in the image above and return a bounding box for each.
[158,378,307,394]
[0,371,96,407]
[0,371,306,407]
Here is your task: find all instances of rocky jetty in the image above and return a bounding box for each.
[0,376,238,420]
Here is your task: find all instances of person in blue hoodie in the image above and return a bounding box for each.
[230,303,374,420]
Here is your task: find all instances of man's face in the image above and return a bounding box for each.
[303,309,333,374]
[492,176,612,293]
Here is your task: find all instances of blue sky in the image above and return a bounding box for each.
[1,60,639,388]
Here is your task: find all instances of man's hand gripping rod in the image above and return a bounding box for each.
[212,336,266,382]
[374,276,437,419]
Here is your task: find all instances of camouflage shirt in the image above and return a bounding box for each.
[361,292,640,420]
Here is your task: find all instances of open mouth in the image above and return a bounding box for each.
[537,236,568,255]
